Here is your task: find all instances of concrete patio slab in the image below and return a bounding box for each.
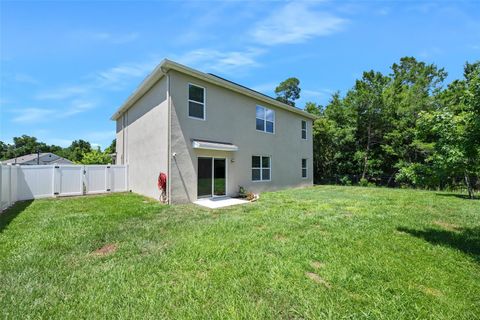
[194,197,249,209]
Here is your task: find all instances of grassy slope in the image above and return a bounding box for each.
[0,186,479,319]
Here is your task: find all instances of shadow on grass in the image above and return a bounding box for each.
[397,226,480,263]
[435,193,478,200]
[0,200,33,233]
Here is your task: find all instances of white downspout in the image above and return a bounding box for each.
[166,70,172,204]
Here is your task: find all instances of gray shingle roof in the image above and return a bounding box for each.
[1,153,73,165]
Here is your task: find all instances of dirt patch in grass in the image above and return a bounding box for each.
[256,225,267,231]
[310,261,325,269]
[418,285,443,297]
[93,243,118,256]
[274,234,288,242]
[433,221,461,232]
[305,272,331,288]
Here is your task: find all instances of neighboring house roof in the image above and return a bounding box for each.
[111,59,317,121]
[1,153,74,165]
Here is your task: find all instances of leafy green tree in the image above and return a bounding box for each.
[312,92,357,182]
[308,57,478,196]
[80,148,112,165]
[63,140,92,163]
[384,57,447,174]
[348,71,390,179]
[104,139,116,154]
[275,77,301,107]
[305,102,321,116]
[0,141,9,160]
[412,62,480,198]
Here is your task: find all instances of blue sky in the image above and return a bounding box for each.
[1,0,479,149]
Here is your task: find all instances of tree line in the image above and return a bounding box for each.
[275,57,479,198]
[0,135,116,165]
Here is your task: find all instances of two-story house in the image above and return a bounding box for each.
[112,59,315,204]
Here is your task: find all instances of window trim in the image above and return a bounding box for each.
[302,158,308,179]
[188,83,206,121]
[251,155,272,182]
[301,120,307,140]
[255,105,275,134]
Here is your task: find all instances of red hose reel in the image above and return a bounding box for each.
[158,172,167,202]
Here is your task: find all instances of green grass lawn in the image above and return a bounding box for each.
[1,186,479,319]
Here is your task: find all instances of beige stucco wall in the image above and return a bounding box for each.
[169,70,313,203]
[116,76,169,200]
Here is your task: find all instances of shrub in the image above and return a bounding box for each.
[340,176,352,186]
[238,186,247,197]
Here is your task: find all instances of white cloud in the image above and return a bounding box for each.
[25,58,158,128]
[11,100,96,124]
[250,82,277,93]
[12,108,56,123]
[251,2,346,45]
[376,8,390,16]
[60,100,97,117]
[175,48,264,74]
[303,88,333,98]
[418,47,443,59]
[14,73,39,85]
[95,61,156,88]
[36,59,157,103]
[36,85,89,100]
[73,31,139,44]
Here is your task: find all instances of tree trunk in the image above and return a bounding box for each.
[361,123,371,180]
[464,172,474,199]
[387,172,396,187]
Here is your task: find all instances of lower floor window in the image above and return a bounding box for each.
[302,159,307,178]
[252,156,271,181]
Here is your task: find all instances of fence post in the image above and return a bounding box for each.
[52,165,58,196]
[8,165,12,208]
[105,166,111,192]
[3,165,11,209]
[82,165,86,195]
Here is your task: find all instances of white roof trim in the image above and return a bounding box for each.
[111,59,317,121]
[192,140,239,152]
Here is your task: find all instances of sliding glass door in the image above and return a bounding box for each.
[213,159,226,196]
[197,157,226,198]
[197,157,213,197]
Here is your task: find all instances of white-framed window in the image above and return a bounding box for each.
[302,158,307,178]
[252,155,271,181]
[188,83,206,120]
[256,106,275,133]
[301,120,307,140]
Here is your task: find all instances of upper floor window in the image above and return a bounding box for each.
[188,84,205,120]
[252,155,271,181]
[256,106,275,133]
[302,158,307,178]
[301,120,307,140]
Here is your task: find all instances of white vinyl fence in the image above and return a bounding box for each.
[0,164,128,211]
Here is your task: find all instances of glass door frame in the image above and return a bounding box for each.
[197,157,227,198]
